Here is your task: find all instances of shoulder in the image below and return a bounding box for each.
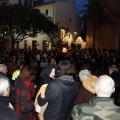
[0,104,18,120]
[72,97,120,120]
[71,104,93,119]
[46,80,61,93]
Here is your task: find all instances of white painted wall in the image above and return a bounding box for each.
[34,1,81,49]
[15,1,81,50]
[16,33,51,50]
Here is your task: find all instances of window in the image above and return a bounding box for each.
[46,10,48,15]
[60,29,65,39]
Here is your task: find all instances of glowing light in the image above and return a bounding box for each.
[62,47,68,53]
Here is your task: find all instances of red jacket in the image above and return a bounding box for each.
[14,80,37,120]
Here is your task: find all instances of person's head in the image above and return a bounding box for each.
[79,69,91,82]
[20,66,36,81]
[19,62,27,71]
[95,75,115,97]
[50,58,56,65]
[0,74,10,96]
[109,64,118,75]
[0,64,8,75]
[79,69,97,94]
[40,64,55,79]
[57,60,71,76]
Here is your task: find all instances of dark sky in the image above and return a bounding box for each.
[35,0,88,13]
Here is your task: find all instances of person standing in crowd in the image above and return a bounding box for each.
[73,69,97,105]
[109,64,120,106]
[35,52,41,66]
[0,74,19,120]
[109,64,120,88]
[35,64,55,120]
[40,52,48,69]
[38,60,78,120]
[0,64,15,103]
[72,75,120,119]
[12,62,27,86]
[14,66,37,120]
[0,64,8,75]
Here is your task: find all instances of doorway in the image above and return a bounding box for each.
[32,40,37,51]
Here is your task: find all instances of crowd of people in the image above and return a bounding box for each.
[0,47,120,120]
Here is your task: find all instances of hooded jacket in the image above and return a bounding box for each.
[38,75,78,120]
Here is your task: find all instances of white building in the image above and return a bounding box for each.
[0,0,33,6]
[8,0,33,6]
[14,0,84,50]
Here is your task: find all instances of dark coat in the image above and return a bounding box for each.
[110,71,120,88]
[14,80,37,120]
[110,72,120,106]
[38,75,78,120]
[0,96,19,120]
[73,84,95,105]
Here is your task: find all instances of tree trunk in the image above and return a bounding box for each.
[11,40,15,51]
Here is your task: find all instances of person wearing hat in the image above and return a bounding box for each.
[34,64,56,120]
[73,69,97,105]
[37,60,78,120]
[72,75,120,120]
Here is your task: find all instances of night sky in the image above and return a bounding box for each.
[34,0,88,14]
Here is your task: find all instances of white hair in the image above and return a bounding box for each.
[0,74,10,95]
[0,64,7,72]
[96,75,115,97]
[79,69,91,81]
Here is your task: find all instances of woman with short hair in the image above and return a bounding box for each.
[14,66,37,120]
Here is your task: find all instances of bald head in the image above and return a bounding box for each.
[95,75,115,97]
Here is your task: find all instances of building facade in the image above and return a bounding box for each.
[86,0,120,50]
[9,0,33,6]
[15,0,84,51]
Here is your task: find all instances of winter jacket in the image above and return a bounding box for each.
[14,80,37,120]
[38,75,78,120]
[0,96,19,120]
[72,97,120,120]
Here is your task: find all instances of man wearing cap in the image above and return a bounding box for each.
[72,75,120,120]
[38,60,78,120]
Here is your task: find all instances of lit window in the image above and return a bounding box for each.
[60,29,65,39]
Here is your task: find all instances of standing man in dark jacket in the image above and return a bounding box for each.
[38,60,78,120]
[109,64,120,88]
[0,74,19,120]
[109,64,120,106]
